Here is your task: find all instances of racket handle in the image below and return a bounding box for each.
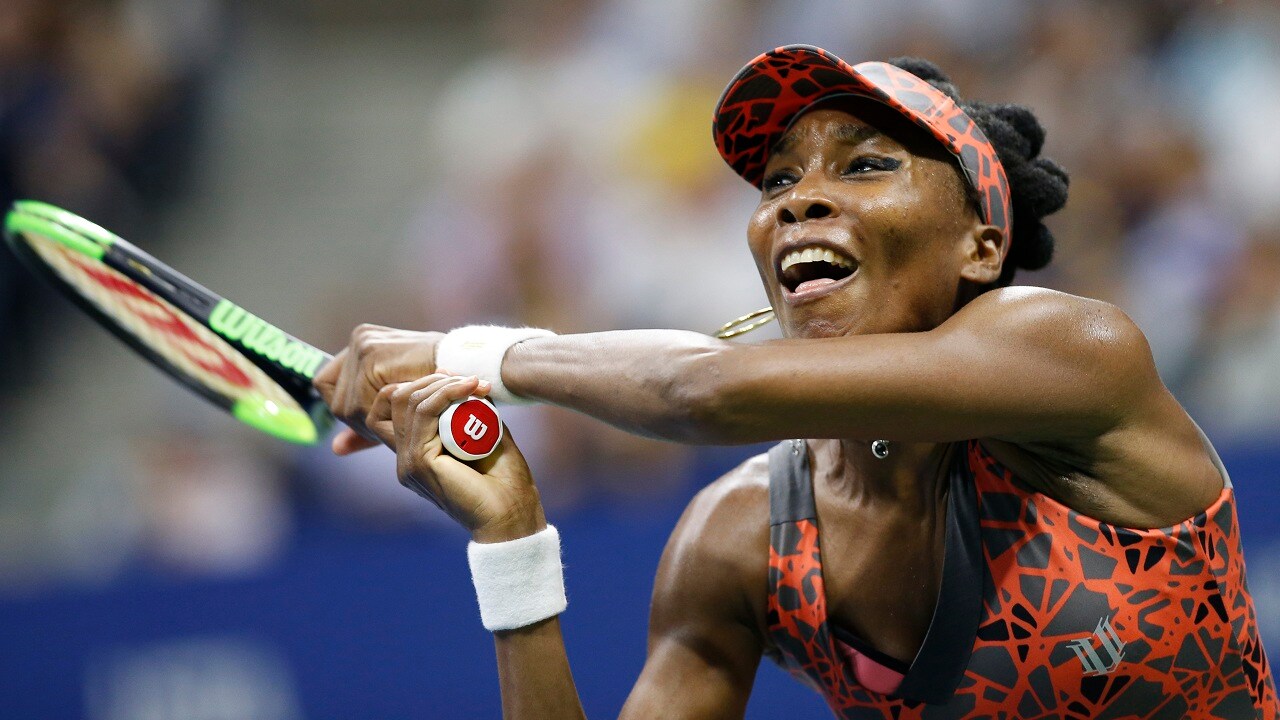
[439,397,502,461]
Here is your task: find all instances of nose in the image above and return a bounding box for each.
[776,186,839,224]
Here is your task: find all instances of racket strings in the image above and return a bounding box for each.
[68,257,256,388]
[25,233,302,415]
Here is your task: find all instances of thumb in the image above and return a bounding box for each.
[471,428,529,479]
[332,427,381,455]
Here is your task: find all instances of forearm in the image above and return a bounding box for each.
[499,328,925,444]
[502,330,741,443]
[497,291,1144,446]
[494,618,586,720]
[499,328,987,444]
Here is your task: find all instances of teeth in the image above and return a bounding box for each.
[779,246,855,272]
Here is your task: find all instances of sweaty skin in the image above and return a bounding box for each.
[319,105,1223,718]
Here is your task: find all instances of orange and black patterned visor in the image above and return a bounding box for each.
[714,44,1012,242]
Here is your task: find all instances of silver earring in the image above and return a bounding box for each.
[871,440,889,459]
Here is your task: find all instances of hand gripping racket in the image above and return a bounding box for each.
[2,200,501,459]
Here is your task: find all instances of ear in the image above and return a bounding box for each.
[958,225,1006,285]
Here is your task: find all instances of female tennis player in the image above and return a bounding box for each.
[317,46,1278,718]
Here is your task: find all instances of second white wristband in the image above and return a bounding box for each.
[434,325,556,405]
[468,525,567,632]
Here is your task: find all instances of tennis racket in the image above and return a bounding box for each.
[2,200,502,459]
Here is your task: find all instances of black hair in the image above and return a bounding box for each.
[888,57,1069,286]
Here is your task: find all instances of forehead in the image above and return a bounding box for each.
[768,99,942,165]
[772,109,885,156]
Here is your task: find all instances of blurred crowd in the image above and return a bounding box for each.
[395,0,1280,449]
[2,0,1280,578]
[373,0,1280,525]
[0,0,229,385]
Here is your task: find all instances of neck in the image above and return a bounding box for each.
[809,438,956,510]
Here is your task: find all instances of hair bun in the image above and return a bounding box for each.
[887,57,960,100]
[1005,158,1067,218]
[990,104,1046,158]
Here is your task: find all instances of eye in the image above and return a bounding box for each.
[762,170,798,194]
[844,156,901,175]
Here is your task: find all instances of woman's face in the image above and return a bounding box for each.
[747,101,1000,339]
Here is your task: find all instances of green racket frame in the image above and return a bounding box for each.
[3,200,334,444]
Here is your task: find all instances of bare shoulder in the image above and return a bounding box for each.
[964,289,1222,525]
[957,286,1149,352]
[652,451,771,630]
[665,452,770,577]
[951,287,1160,398]
[681,453,770,531]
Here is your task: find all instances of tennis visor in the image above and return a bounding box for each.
[713,44,1012,241]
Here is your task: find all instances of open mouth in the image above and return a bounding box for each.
[778,245,857,295]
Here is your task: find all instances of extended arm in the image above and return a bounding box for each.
[503,287,1157,445]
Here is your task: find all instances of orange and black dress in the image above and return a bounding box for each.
[764,438,1278,719]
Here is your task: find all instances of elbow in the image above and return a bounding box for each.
[663,340,739,443]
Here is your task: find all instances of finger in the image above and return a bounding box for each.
[332,427,380,456]
[390,374,458,444]
[409,376,482,451]
[313,348,346,406]
[393,375,467,492]
[468,424,510,475]
[330,334,367,422]
[397,378,475,496]
[364,381,404,447]
[337,324,388,427]
[392,374,458,415]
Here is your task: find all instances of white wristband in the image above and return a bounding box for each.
[435,325,556,405]
[467,525,567,632]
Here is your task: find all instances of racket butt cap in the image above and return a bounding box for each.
[440,397,502,461]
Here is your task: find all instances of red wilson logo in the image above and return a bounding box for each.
[463,415,488,440]
[449,399,500,455]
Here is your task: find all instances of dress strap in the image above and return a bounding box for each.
[768,439,816,525]
[892,441,985,703]
[1190,419,1234,489]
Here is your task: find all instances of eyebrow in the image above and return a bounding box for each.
[771,123,883,158]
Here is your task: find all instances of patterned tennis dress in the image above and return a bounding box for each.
[765,439,1278,719]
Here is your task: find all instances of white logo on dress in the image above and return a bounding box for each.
[1067,615,1126,676]
[463,415,488,441]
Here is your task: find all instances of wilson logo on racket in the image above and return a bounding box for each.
[441,398,501,461]
[463,415,489,441]
[209,299,327,379]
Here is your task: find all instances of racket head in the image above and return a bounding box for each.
[3,201,332,445]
